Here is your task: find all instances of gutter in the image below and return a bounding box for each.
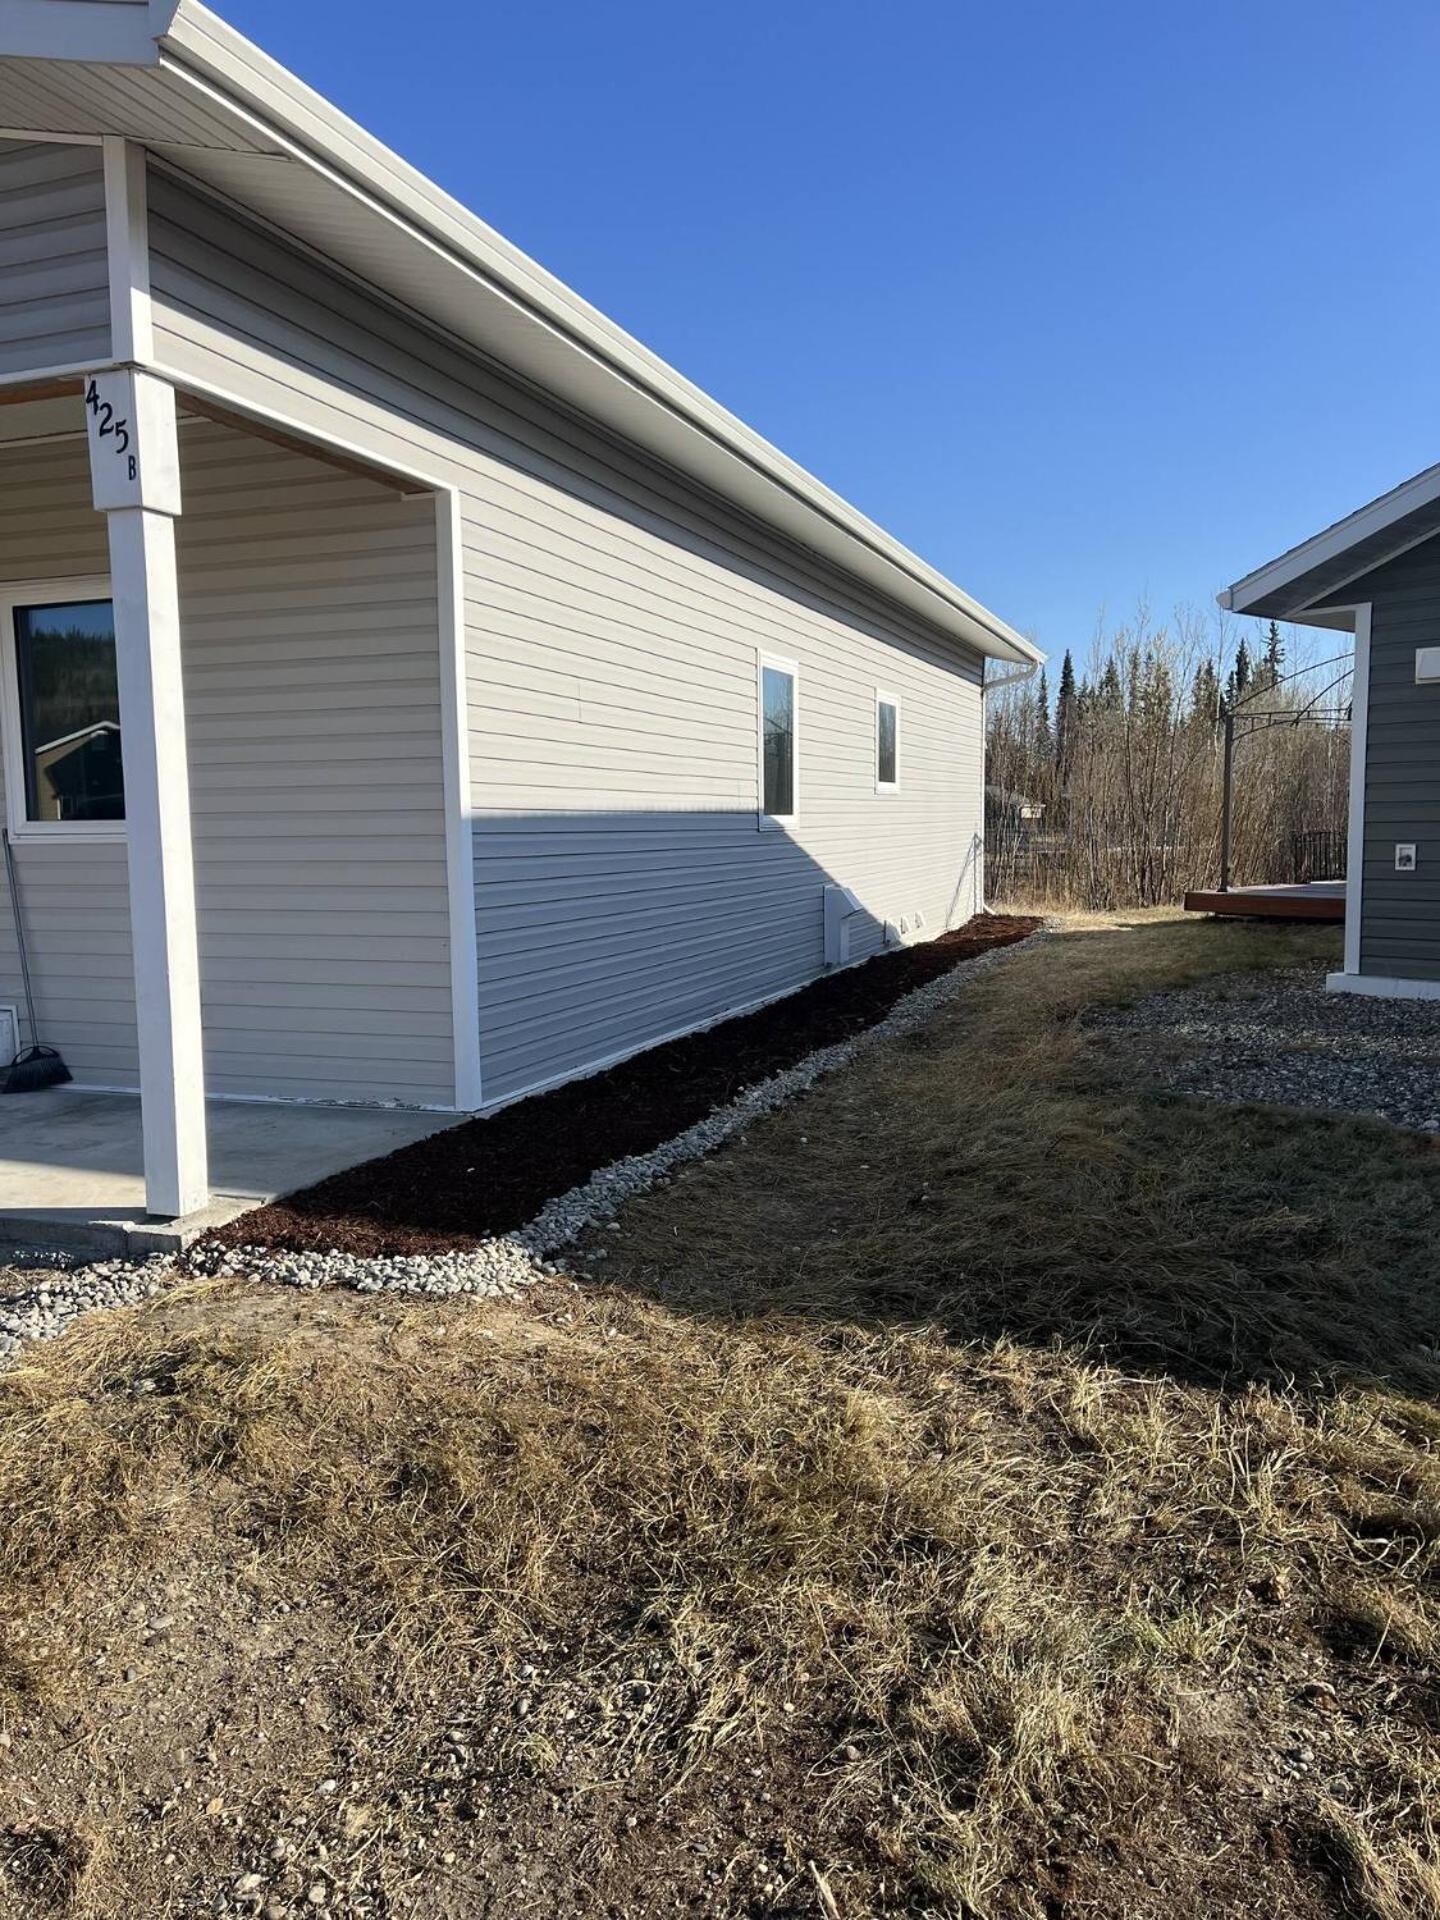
[150,3,1042,667]
[983,658,1039,693]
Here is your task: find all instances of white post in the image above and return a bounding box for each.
[85,368,209,1218]
[435,490,484,1110]
[1342,604,1371,982]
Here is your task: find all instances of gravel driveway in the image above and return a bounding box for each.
[1093,965,1440,1133]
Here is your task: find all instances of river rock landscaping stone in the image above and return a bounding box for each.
[200,914,1041,1260]
[0,1257,169,1366]
[1093,964,1440,1131]
[187,919,1049,1295]
[0,921,1048,1358]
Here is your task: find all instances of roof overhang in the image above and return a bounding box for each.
[0,0,1042,667]
[1219,460,1440,632]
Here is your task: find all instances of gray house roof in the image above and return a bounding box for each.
[1219,460,1440,628]
[0,0,1043,667]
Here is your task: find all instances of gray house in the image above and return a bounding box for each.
[1222,466,1440,999]
[0,0,1039,1226]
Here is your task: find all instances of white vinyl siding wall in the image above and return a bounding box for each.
[145,165,985,1104]
[0,420,453,1101]
[0,140,110,375]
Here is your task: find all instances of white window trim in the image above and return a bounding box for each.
[875,688,901,793]
[757,651,799,826]
[0,576,125,845]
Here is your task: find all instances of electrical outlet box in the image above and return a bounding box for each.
[1396,843,1418,872]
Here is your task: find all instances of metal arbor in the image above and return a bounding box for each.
[1217,654,1352,892]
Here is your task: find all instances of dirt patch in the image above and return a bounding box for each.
[203,913,1038,1259]
[1,1273,1435,1920]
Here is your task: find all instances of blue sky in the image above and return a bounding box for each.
[226,0,1440,665]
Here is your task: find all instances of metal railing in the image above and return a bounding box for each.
[1290,829,1346,884]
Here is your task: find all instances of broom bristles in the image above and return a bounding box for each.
[0,1044,72,1094]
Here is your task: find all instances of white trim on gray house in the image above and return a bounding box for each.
[1224,488,1440,1003]
[0,4,1041,1223]
[1335,602,1371,987]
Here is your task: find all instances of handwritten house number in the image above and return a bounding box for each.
[85,377,137,483]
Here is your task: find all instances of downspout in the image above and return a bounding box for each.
[979,657,1039,914]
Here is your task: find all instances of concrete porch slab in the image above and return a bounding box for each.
[0,1089,460,1261]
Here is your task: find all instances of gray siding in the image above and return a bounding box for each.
[0,416,454,1102]
[0,139,110,375]
[146,167,986,1106]
[1351,537,1440,981]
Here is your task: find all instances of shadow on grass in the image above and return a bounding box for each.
[590,916,1440,1400]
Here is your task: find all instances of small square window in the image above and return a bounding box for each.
[10,597,124,825]
[760,660,797,820]
[876,695,899,790]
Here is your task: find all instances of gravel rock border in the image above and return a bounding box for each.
[187,923,1050,1297]
[0,923,1050,1366]
[0,1257,170,1368]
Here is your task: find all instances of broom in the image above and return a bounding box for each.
[1,827,71,1093]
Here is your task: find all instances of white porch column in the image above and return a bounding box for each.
[85,369,209,1218]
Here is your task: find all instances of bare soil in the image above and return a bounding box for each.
[204,914,1038,1258]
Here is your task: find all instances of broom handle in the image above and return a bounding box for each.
[1,828,39,1046]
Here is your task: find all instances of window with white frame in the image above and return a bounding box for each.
[1,583,123,834]
[876,692,899,791]
[759,657,797,821]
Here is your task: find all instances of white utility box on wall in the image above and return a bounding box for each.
[1415,647,1440,683]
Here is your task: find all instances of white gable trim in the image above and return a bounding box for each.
[1221,464,1440,617]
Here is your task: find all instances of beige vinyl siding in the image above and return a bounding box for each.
[178,420,453,1102]
[0,139,110,375]
[462,501,982,1099]
[145,164,985,1105]
[0,418,454,1102]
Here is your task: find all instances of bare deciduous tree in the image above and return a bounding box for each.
[986,612,1350,909]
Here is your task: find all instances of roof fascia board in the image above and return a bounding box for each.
[151,6,1040,664]
[1220,462,1440,616]
[0,0,174,65]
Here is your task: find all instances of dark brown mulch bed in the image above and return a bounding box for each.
[205,914,1039,1258]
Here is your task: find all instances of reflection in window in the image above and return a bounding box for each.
[877,697,898,787]
[762,663,795,818]
[14,600,123,823]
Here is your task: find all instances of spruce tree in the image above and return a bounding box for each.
[1055,649,1077,767]
[1190,658,1222,732]
[1034,669,1053,764]
[1264,619,1285,681]
[1232,637,1253,700]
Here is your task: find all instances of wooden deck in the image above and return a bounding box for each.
[1182,881,1346,922]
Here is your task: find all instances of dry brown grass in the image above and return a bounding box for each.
[1,914,1438,1918]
